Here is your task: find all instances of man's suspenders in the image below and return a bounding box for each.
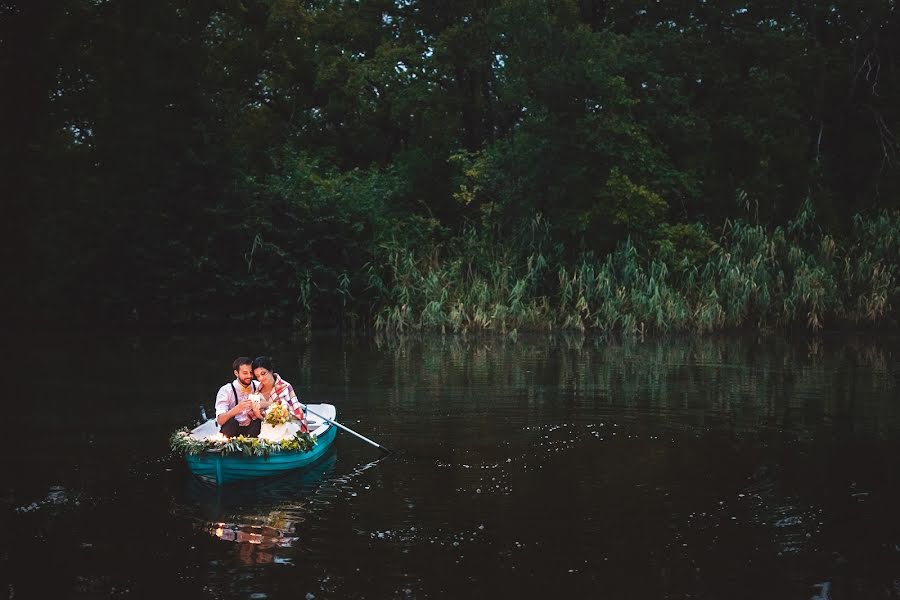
[230,381,258,406]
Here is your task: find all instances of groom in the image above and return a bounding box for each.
[215,356,262,437]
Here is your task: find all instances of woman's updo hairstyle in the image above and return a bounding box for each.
[251,356,274,373]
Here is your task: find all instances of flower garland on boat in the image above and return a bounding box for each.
[169,428,317,458]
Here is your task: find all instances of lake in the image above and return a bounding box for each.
[4,330,900,598]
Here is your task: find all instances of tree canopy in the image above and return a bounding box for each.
[6,0,899,330]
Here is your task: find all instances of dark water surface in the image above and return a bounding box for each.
[4,331,900,599]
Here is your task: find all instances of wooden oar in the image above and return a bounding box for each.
[300,402,391,454]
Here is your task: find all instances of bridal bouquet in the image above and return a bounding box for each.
[264,402,291,426]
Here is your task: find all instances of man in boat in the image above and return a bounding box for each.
[215,356,262,437]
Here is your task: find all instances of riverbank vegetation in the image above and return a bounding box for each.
[367,204,899,334]
[7,0,899,333]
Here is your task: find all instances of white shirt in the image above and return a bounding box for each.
[215,379,258,425]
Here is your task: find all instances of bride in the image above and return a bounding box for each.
[250,356,310,442]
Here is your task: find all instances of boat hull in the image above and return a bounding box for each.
[185,418,337,486]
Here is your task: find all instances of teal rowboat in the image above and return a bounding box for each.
[185,403,338,486]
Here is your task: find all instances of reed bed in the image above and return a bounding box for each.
[365,207,898,335]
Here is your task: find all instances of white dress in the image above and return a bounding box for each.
[258,420,301,442]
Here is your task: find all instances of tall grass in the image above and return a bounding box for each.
[367,238,551,334]
[366,206,899,335]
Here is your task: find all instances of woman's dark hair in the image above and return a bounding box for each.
[232,356,252,371]
[251,356,274,372]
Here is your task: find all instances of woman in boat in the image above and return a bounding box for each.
[251,356,309,433]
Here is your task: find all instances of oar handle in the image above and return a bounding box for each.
[300,403,391,454]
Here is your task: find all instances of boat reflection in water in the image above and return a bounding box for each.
[209,520,299,565]
[181,451,339,566]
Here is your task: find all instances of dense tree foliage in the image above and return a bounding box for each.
[6,0,899,331]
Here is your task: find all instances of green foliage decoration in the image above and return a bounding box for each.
[169,429,318,458]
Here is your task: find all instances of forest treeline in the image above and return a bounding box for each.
[4,0,899,333]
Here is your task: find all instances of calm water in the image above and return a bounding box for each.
[4,331,900,599]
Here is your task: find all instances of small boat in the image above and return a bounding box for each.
[184,404,338,486]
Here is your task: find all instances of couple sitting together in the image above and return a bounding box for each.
[215,356,308,438]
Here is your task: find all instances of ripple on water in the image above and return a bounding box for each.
[14,485,85,514]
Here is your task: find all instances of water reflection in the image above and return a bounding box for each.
[174,451,395,569]
[175,453,338,566]
[6,331,900,599]
[183,452,338,510]
[364,332,898,442]
[210,522,299,565]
